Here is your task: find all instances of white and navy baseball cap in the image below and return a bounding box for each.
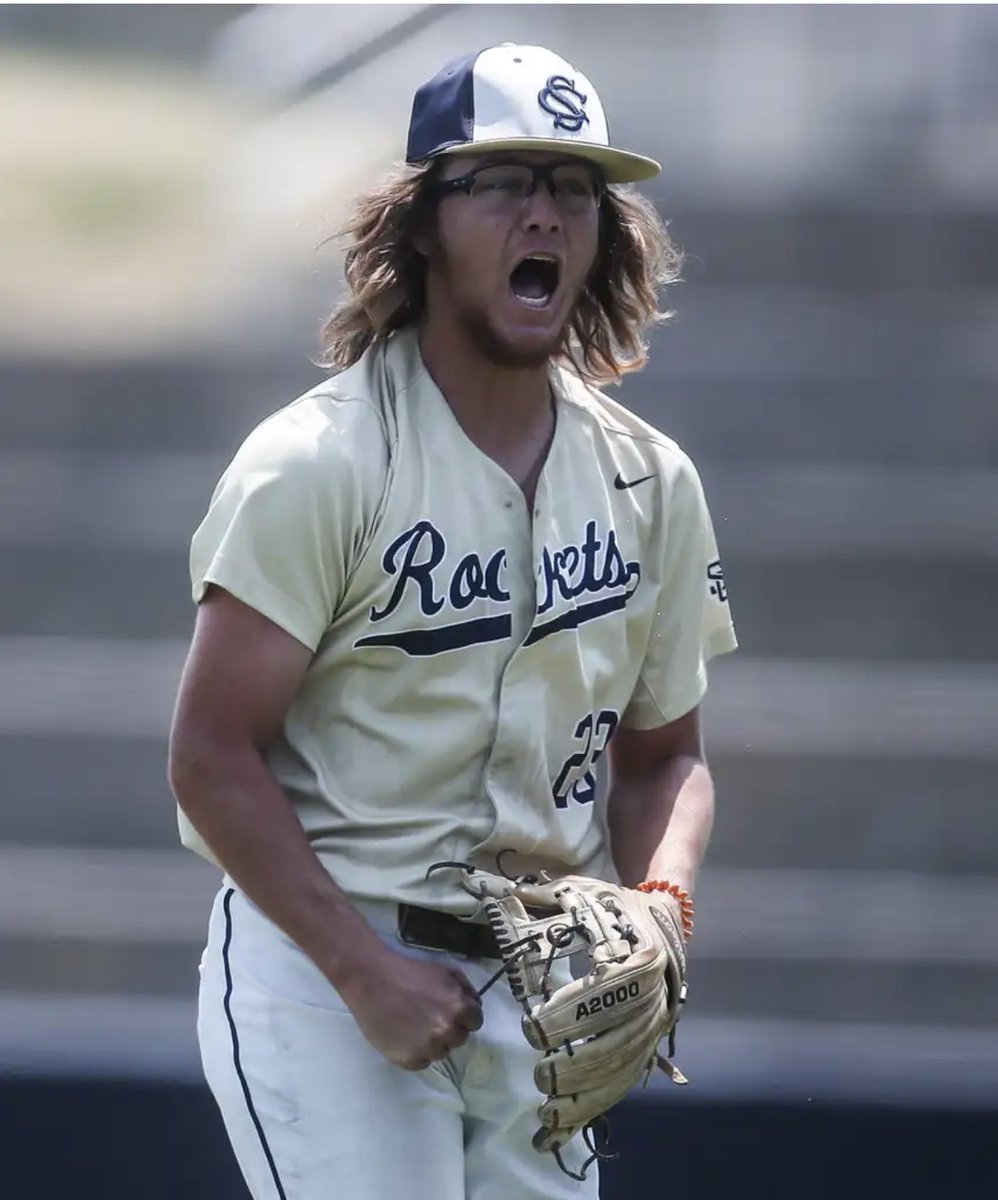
[406,43,661,184]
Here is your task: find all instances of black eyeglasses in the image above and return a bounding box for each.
[431,160,605,216]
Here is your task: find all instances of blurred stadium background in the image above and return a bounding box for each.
[1,4,997,1197]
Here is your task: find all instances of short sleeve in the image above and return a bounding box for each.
[190,408,367,653]
[621,455,737,729]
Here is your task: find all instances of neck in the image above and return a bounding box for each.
[417,315,554,452]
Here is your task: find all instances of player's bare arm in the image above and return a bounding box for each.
[606,705,715,897]
[168,585,482,1070]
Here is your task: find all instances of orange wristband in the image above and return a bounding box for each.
[636,879,695,940]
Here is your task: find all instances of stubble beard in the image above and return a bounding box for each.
[430,248,581,369]
[457,299,575,371]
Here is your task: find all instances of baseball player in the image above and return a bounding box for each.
[169,42,736,1200]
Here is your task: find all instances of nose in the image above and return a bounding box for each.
[520,182,562,233]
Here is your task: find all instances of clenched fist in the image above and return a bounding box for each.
[337,942,484,1070]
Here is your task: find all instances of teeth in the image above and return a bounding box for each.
[510,254,559,307]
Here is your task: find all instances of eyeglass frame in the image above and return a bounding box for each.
[427,158,607,213]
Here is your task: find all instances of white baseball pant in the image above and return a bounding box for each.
[197,884,602,1199]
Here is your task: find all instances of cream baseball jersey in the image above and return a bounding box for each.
[181,326,737,913]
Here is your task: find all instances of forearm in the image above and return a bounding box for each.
[606,755,715,895]
[170,745,383,987]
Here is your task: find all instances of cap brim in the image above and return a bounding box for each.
[430,138,661,184]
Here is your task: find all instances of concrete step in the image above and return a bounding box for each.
[1,286,996,464]
[4,544,995,661]
[667,208,998,291]
[722,555,998,661]
[0,359,305,453]
[0,734,177,850]
[649,286,998,389]
[4,935,992,1030]
[641,379,998,468]
[5,992,998,1110]
[2,366,995,467]
[3,734,996,878]
[0,546,194,638]
[6,449,994,563]
[691,958,998,1029]
[7,743,996,876]
[708,753,998,875]
[0,848,993,1028]
[0,935,201,999]
[2,638,994,762]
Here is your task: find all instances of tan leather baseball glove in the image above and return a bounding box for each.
[457,868,690,1181]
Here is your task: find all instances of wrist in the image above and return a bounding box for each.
[312,912,392,995]
[635,878,695,940]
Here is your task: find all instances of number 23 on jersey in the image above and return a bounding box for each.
[552,710,619,808]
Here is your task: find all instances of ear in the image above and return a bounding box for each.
[411,214,438,259]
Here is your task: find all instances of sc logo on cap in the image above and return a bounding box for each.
[538,75,590,133]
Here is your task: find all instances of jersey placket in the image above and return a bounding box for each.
[475,433,575,865]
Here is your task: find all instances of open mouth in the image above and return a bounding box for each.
[509,255,561,309]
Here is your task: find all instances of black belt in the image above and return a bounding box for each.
[397,903,501,960]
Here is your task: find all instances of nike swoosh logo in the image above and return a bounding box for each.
[614,472,655,490]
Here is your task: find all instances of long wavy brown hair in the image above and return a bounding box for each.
[318,161,682,387]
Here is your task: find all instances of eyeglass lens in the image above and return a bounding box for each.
[467,164,600,213]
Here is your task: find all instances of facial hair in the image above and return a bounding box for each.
[436,247,575,370]
[457,303,561,370]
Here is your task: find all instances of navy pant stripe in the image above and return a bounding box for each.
[221,888,288,1200]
